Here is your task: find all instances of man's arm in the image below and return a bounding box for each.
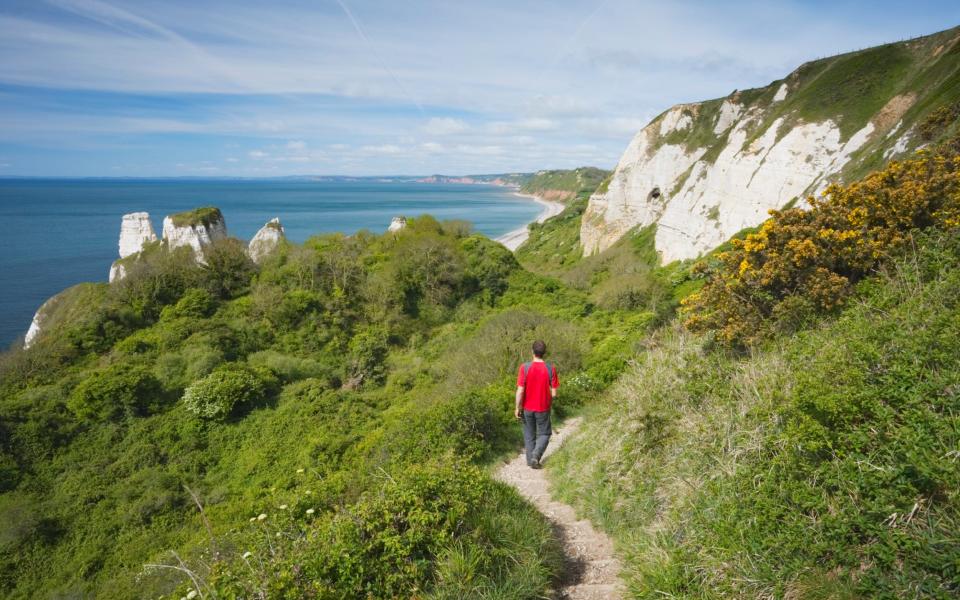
[514,386,524,419]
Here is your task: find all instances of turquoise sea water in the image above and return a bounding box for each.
[0,179,539,347]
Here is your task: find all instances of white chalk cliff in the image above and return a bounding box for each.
[23,299,51,348]
[162,211,227,261]
[581,27,960,262]
[110,212,158,283]
[119,212,157,258]
[248,217,285,263]
[388,216,407,232]
[108,208,228,282]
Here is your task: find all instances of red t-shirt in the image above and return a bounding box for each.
[517,361,559,412]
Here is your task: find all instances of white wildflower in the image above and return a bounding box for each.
[279,504,288,510]
[249,517,256,522]
[257,513,268,521]
[186,591,198,600]
[242,551,253,559]
[306,508,315,515]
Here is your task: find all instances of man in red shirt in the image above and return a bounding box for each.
[514,340,559,469]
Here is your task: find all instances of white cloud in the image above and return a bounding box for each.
[1,1,956,175]
[361,144,403,155]
[424,117,468,135]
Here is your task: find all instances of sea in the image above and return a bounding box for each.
[0,179,540,347]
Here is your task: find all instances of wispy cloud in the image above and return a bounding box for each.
[0,0,957,175]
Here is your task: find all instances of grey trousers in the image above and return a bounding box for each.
[522,409,552,465]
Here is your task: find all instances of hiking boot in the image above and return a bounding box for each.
[530,459,542,469]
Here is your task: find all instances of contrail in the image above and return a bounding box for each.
[332,0,425,115]
[46,0,249,91]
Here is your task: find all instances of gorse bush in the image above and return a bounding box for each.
[552,235,960,596]
[683,140,960,345]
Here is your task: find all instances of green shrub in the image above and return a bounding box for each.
[346,326,389,388]
[201,238,257,299]
[440,309,587,392]
[67,363,164,420]
[247,350,335,384]
[460,234,519,304]
[159,288,216,320]
[153,345,224,391]
[181,366,269,420]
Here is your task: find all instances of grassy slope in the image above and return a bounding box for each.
[646,26,960,183]
[0,216,658,598]
[549,231,960,598]
[520,167,611,203]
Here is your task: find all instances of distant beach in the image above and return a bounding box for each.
[496,193,566,250]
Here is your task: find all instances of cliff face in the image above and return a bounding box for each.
[248,217,285,263]
[582,26,960,262]
[162,207,227,260]
[108,207,227,283]
[118,212,157,258]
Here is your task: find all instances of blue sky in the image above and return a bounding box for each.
[0,0,957,176]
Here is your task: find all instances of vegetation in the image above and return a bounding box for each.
[170,206,225,228]
[551,230,960,598]
[4,35,960,598]
[0,213,645,599]
[644,25,960,184]
[683,140,960,346]
[520,167,611,202]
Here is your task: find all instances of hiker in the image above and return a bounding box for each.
[515,340,559,469]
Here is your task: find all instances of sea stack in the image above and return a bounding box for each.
[110,212,158,283]
[118,212,157,258]
[248,217,285,263]
[162,207,228,262]
[388,216,407,232]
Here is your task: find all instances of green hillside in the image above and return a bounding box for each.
[520,167,611,203]
[651,25,960,185]
[0,215,652,598]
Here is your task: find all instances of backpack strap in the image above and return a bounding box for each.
[522,362,555,386]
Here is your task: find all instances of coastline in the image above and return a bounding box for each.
[496,192,565,251]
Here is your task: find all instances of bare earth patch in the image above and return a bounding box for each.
[495,417,625,600]
[872,93,917,132]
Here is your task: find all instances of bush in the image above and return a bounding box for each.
[159,288,216,320]
[460,234,519,304]
[200,238,257,299]
[441,309,587,392]
[345,326,389,388]
[67,363,164,420]
[153,345,224,391]
[683,140,960,345]
[247,350,336,384]
[181,366,270,420]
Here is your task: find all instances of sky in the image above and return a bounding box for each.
[0,0,958,176]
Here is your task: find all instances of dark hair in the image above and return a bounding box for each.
[532,340,546,358]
